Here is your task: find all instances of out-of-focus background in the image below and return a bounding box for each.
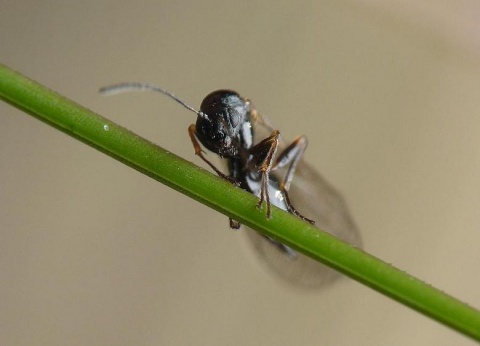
[1,1,480,345]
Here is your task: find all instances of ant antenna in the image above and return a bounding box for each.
[99,82,209,120]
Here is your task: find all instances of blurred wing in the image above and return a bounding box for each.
[244,113,362,288]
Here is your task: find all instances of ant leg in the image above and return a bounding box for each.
[248,130,281,219]
[188,124,238,185]
[188,125,242,229]
[282,188,315,224]
[258,170,271,218]
[271,136,306,189]
[271,136,315,224]
[229,219,241,229]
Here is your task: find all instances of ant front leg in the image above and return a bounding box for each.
[247,130,281,219]
[188,125,239,185]
[271,135,315,225]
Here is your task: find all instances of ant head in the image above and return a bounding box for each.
[99,83,252,158]
[196,90,251,158]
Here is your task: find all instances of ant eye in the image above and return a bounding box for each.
[230,113,239,127]
[229,110,240,127]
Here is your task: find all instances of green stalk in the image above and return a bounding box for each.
[1,63,479,341]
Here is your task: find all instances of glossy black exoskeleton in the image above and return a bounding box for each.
[101,84,314,229]
[100,83,362,287]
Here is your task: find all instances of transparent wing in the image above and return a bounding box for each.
[244,112,362,288]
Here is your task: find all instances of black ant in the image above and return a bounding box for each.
[100,83,314,229]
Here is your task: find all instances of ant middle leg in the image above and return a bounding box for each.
[247,130,281,219]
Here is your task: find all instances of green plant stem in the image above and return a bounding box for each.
[1,63,480,341]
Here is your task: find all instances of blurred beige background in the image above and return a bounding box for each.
[1,1,480,345]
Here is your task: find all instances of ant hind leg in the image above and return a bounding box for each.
[273,135,315,224]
